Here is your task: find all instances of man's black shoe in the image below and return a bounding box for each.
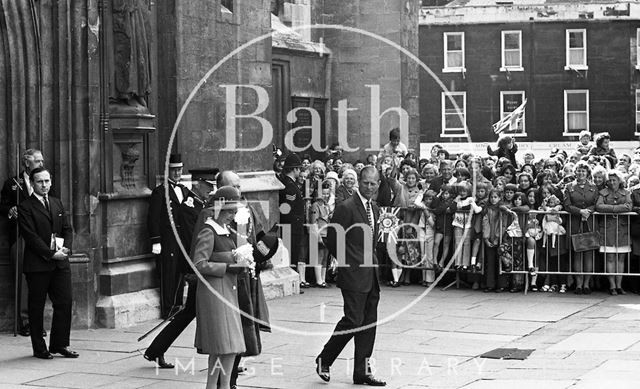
[18,325,30,337]
[144,353,174,369]
[354,375,387,386]
[33,351,53,359]
[315,356,330,382]
[49,347,79,358]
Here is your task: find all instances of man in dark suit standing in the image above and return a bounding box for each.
[316,166,386,386]
[148,154,190,318]
[0,149,45,336]
[18,167,77,359]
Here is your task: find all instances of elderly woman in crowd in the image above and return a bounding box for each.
[193,186,253,389]
[563,161,599,295]
[335,168,358,205]
[596,170,632,295]
[589,132,617,168]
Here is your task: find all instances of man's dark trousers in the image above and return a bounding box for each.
[26,267,72,353]
[145,276,196,359]
[318,282,380,379]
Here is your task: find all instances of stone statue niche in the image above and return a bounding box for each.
[109,0,152,110]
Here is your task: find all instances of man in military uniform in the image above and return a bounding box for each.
[148,154,198,318]
[278,154,307,287]
[0,149,45,336]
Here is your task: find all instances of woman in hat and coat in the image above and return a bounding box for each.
[595,170,632,295]
[192,186,252,389]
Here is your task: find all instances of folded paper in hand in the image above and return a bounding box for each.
[50,234,64,250]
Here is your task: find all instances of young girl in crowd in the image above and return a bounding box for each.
[487,134,518,168]
[470,182,490,271]
[418,190,437,286]
[511,191,538,290]
[451,182,482,269]
[482,189,508,292]
[433,185,455,271]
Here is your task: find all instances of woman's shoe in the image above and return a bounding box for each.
[549,285,558,293]
[559,284,567,294]
[300,281,310,288]
[402,281,411,286]
[421,281,430,287]
[617,288,626,295]
[530,285,538,292]
[609,288,618,296]
[528,267,536,276]
[494,287,506,293]
[318,282,327,288]
[583,287,591,295]
[540,285,551,292]
[484,287,495,293]
[574,287,583,295]
[509,287,521,293]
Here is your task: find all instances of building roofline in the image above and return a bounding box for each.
[420,1,640,25]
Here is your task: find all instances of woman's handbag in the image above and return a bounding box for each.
[506,218,523,238]
[571,221,600,252]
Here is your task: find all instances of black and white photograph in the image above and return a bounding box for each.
[2,0,640,388]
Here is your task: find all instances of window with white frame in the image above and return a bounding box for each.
[500,91,526,136]
[501,31,523,71]
[441,92,466,136]
[564,90,589,135]
[443,32,465,72]
[636,89,640,135]
[566,29,587,70]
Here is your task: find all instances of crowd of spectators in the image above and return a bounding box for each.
[275,128,640,296]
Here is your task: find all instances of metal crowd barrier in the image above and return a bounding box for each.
[498,210,639,293]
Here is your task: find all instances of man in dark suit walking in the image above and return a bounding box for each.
[148,154,191,319]
[316,166,386,386]
[18,167,77,359]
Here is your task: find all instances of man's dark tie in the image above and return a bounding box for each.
[43,195,50,213]
[365,200,374,232]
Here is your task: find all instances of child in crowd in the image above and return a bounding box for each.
[503,183,517,205]
[540,194,565,248]
[418,190,437,286]
[523,152,535,166]
[512,191,539,289]
[470,182,490,271]
[433,185,455,271]
[576,130,592,156]
[493,176,507,192]
[451,182,482,269]
[309,181,333,287]
[482,189,508,292]
[487,134,518,168]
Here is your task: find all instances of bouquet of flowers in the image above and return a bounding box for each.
[233,243,255,275]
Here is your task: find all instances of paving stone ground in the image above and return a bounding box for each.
[1,286,640,388]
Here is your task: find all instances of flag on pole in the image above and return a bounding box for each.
[493,98,527,134]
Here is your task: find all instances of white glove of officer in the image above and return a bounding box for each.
[152,243,162,255]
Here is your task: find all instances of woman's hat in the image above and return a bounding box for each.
[207,186,245,210]
[252,230,279,263]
